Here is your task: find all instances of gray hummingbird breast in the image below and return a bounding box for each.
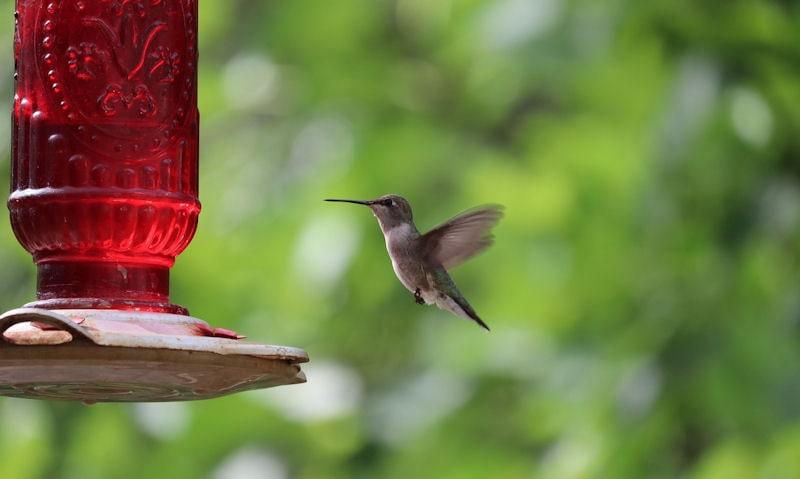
[382,223,427,291]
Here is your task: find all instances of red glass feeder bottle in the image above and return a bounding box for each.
[0,0,307,402]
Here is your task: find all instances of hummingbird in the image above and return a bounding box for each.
[325,194,503,331]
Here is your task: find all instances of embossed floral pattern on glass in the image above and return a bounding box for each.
[10,0,200,313]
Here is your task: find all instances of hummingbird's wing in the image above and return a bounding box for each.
[419,205,504,270]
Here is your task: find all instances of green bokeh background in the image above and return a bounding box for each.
[1,0,800,478]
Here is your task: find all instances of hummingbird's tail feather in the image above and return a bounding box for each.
[467,312,491,332]
[462,304,491,332]
[434,292,491,331]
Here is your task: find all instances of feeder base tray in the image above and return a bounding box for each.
[0,308,308,403]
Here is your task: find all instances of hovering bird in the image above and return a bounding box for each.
[325,194,503,331]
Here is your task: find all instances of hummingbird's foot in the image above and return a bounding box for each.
[414,288,425,305]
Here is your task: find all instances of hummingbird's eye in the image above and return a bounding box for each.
[383,198,394,207]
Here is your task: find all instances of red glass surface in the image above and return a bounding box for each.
[9,0,199,314]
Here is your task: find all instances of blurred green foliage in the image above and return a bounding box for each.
[1,0,800,478]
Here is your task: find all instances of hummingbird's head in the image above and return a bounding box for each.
[325,194,413,233]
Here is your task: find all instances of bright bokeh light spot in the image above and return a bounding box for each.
[661,55,720,156]
[615,360,661,420]
[540,428,602,479]
[286,115,355,185]
[250,360,363,422]
[481,0,561,50]
[291,213,361,293]
[212,447,287,479]
[759,179,800,238]
[483,326,557,378]
[0,398,46,442]
[368,369,473,445]
[223,53,279,111]
[131,402,191,439]
[730,87,773,148]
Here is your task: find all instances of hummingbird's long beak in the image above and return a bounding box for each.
[324,198,372,205]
